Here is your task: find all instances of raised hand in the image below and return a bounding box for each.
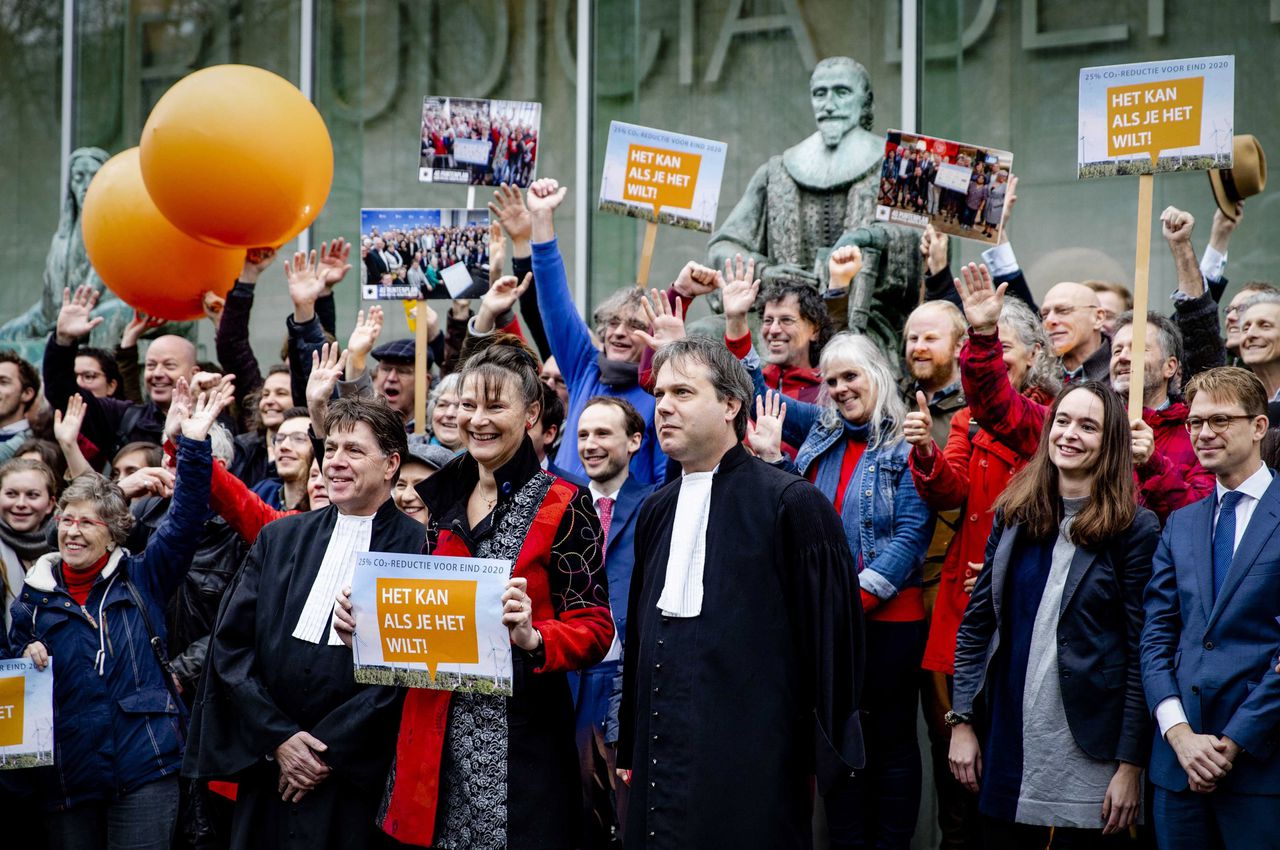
[672,261,723,299]
[997,175,1018,244]
[1161,206,1195,243]
[745,391,787,463]
[306,344,348,438]
[488,183,534,244]
[633,289,686,352]
[903,391,935,455]
[526,178,568,215]
[240,247,278,284]
[721,254,761,320]
[487,221,507,287]
[180,382,235,441]
[284,250,326,319]
[346,306,384,360]
[1209,201,1242,253]
[953,262,1006,336]
[163,377,193,445]
[921,225,948,276]
[56,285,103,345]
[828,245,863,291]
[121,310,166,349]
[478,273,532,332]
[316,238,353,291]
[202,292,227,329]
[53,394,85,445]
[117,466,176,500]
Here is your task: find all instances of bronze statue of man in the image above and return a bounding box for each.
[708,56,922,355]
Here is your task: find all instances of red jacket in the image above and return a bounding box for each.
[959,328,1048,459]
[1135,402,1215,521]
[910,394,1049,674]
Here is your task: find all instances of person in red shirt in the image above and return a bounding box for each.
[1111,311,1215,522]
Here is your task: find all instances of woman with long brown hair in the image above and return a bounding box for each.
[947,381,1158,849]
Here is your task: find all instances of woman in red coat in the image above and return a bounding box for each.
[905,295,1059,678]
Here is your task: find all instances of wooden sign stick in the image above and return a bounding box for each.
[414,300,429,436]
[1127,173,1154,423]
[636,221,659,287]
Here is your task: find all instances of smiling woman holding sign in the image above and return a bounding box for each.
[335,333,613,849]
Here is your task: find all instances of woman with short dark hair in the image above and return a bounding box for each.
[949,381,1157,848]
[6,382,228,850]
[335,335,614,848]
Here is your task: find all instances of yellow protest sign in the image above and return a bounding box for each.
[351,552,513,695]
[1106,77,1204,164]
[0,676,23,747]
[377,577,479,678]
[1077,55,1233,179]
[623,145,701,216]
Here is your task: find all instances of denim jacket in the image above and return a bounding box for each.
[744,350,934,601]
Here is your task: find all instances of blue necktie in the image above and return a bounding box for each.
[1213,490,1245,598]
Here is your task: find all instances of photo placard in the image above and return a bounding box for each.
[359,208,489,301]
[874,130,1014,244]
[419,96,542,187]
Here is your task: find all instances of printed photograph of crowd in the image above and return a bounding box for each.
[360,208,490,300]
[418,96,541,187]
[876,130,1014,244]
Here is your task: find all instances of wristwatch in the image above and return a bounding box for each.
[944,710,971,727]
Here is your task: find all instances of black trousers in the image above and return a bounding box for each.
[824,619,928,850]
[981,816,1136,850]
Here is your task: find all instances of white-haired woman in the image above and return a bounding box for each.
[6,381,228,850]
[725,253,934,850]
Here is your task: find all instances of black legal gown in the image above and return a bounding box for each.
[183,498,424,849]
[618,444,865,849]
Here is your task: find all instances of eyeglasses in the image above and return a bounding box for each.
[55,514,109,532]
[272,432,312,448]
[1184,414,1256,435]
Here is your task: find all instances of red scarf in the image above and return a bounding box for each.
[63,551,111,606]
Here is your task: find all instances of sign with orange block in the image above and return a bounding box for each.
[0,658,54,770]
[598,121,728,233]
[350,552,513,694]
[1078,55,1234,178]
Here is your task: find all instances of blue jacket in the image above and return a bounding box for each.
[571,475,656,744]
[531,238,667,486]
[1141,473,1280,794]
[7,436,212,811]
[745,350,934,602]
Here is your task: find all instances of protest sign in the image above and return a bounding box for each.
[351,551,513,695]
[599,121,727,233]
[0,658,53,770]
[359,208,489,302]
[419,96,541,187]
[598,121,728,284]
[874,130,1013,245]
[1077,56,1233,178]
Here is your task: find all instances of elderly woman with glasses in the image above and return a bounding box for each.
[6,381,229,850]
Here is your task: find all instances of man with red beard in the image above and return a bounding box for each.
[1111,311,1215,523]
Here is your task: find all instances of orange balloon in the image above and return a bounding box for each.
[140,64,334,248]
[82,148,243,321]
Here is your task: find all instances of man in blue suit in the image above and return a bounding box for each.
[569,395,655,847]
[1141,366,1280,849]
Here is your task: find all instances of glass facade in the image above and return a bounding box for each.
[1,0,1271,379]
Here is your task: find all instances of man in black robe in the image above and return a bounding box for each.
[185,397,423,849]
[618,337,864,849]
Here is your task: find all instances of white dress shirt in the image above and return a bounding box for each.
[1154,463,1273,738]
[292,512,375,645]
[656,468,717,618]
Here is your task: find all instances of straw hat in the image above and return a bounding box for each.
[1209,135,1266,221]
